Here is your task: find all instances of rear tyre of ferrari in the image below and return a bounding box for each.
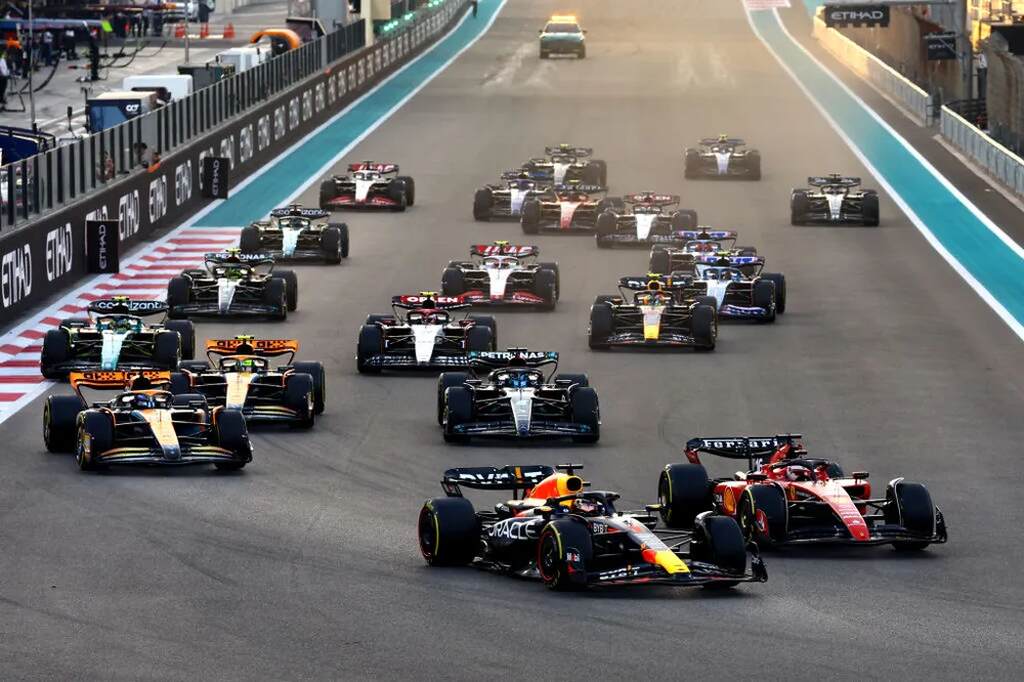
[738,484,788,545]
[520,199,540,233]
[239,226,261,253]
[437,372,470,425]
[753,280,776,323]
[691,304,717,351]
[419,497,479,566]
[164,320,196,360]
[292,361,327,414]
[77,412,114,471]
[356,325,383,374]
[658,463,712,528]
[538,519,592,591]
[886,480,936,551]
[588,303,613,349]
[473,188,492,221]
[214,409,251,470]
[44,395,83,453]
[40,329,71,380]
[441,268,465,297]
[443,387,473,443]
[570,387,600,443]
[272,270,299,311]
[692,514,747,587]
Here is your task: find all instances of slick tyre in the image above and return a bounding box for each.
[538,519,592,591]
[44,395,83,453]
[388,181,408,211]
[692,514,747,587]
[164,320,196,360]
[692,304,717,350]
[539,262,560,300]
[649,249,670,275]
[239,226,261,253]
[319,179,339,210]
[520,199,540,234]
[443,386,473,443]
[322,224,348,262]
[437,372,470,425]
[570,387,600,443]
[441,268,465,297]
[473,188,492,221]
[658,463,713,529]
[671,209,698,231]
[588,302,613,349]
[790,191,808,226]
[214,409,251,470]
[467,316,497,348]
[862,192,880,227]
[284,372,315,428]
[356,325,383,374]
[533,269,557,310]
[272,270,299,311]
[465,325,492,352]
[263,278,288,321]
[166,276,192,318]
[77,412,114,471]
[169,371,192,395]
[595,211,616,248]
[885,480,936,551]
[419,497,479,566]
[40,329,71,380]
[292,361,327,414]
[396,176,416,206]
[747,151,762,181]
[753,280,776,323]
[761,273,786,314]
[738,484,788,546]
[153,331,182,370]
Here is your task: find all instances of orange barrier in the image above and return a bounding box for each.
[174,22,185,39]
[223,22,236,40]
[199,23,210,39]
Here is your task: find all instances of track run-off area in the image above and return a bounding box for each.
[2,1,1022,678]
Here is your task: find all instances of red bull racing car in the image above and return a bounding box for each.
[659,434,947,550]
[319,162,416,211]
[441,242,559,310]
[418,463,767,590]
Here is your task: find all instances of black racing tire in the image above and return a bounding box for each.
[649,249,670,275]
[441,267,465,297]
[166,276,192,318]
[292,361,327,415]
[533,269,557,311]
[885,480,936,551]
[691,304,717,351]
[214,409,251,470]
[263,278,288,321]
[318,179,339,210]
[443,386,473,443]
[164,320,195,360]
[284,372,315,429]
[590,159,606,186]
[596,197,623,214]
[40,328,71,379]
[272,270,299,311]
[658,463,712,529]
[538,262,560,300]
[171,393,208,409]
[437,372,470,425]
[692,514,747,587]
[169,371,192,395]
[671,209,698,231]
[43,395,83,453]
[322,225,347,263]
[396,176,415,206]
[738,484,788,546]
[467,316,497,348]
[695,295,718,311]
[153,331,181,370]
[588,302,613,349]
[466,325,492,352]
[239,225,262,253]
[569,387,600,443]
[584,161,602,186]
[753,280,777,323]
[388,181,409,212]
[684,148,700,178]
[356,325,383,375]
[595,211,617,243]
[862,193,880,227]
[761,272,786,314]
[77,411,114,471]
[419,497,479,566]
[520,199,540,234]
[537,519,592,591]
[790,190,808,226]
[747,151,762,181]
[473,188,492,222]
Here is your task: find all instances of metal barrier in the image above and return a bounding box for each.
[0,19,366,232]
[811,14,932,126]
[940,105,1024,198]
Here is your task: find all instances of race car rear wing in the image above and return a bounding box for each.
[347,161,398,174]
[269,205,330,220]
[808,175,860,188]
[470,243,539,257]
[69,370,172,399]
[467,349,558,373]
[544,145,591,158]
[623,192,679,207]
[552,182,605,195]
[699,137,745,147]
[87,298,168,317]
[618,274,689,290]
[204,251,276,267]
[677,229,739,241]
[441,465,555,497]
[206,337,299,360]
[392,293,470,310]
[684,435,805,468]
[690,254,765,268]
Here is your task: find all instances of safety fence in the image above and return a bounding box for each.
[811,14,932,126]
[0,0,470,324]
[941,105,1024,198]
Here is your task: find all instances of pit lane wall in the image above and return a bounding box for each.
[0,0,469,328]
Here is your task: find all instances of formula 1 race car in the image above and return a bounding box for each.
[319,162,415,211]
[668,259,784,322]
[648,230,758,274]
[166,250,297,320]
[473,172,548,221]
[595,193,698,248]
[521,144,607,186]
[659,434,947,551]
[171,337,323,427]
[437,349,598,443]
[356,292,498,373]
[441,242,559,310]
[40,297,195,380]
[240,205,349,263]
[684,135,761,180]
[418,463,767,590]
[42,370,252,471]
[588,275,717,351]
[538,15,586,59]
[520,183,619,234]
[791,174,879,226]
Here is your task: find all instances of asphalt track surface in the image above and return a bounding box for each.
[3,1,1024,678]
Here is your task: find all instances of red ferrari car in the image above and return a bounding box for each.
[658,434,947,551]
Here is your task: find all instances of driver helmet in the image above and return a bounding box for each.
[569,498,602,515]
[236,358,260,372]
[786,465,812,482]
[502,371,532,389]
[717,133,729,143]
[129,393,156,410]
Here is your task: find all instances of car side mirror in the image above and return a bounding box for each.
[746,473,768,482]
[852,471,869,480]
